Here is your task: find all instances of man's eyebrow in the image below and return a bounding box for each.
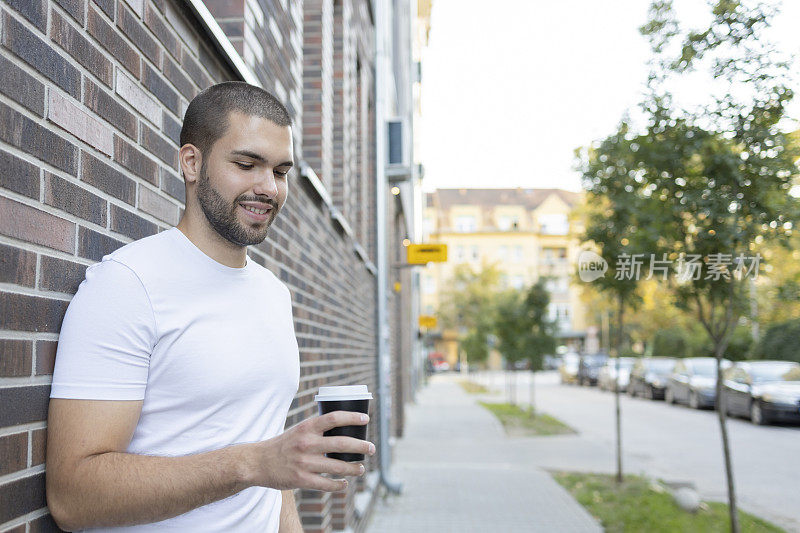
[230,150,293,167]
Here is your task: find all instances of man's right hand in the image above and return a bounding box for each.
[245,411,375,492]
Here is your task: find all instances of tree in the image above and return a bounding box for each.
[631,2,800,530]
[437,262,503,366]
[493,281,556,407]
[758,319,800,363]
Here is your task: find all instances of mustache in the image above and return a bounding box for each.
[237,196,278,208]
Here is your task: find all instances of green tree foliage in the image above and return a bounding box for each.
[493,281,557,370]
[758,319,800,363]
[651,327,689,357]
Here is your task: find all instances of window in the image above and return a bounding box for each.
[539,214,569,235]
[455,245,465,261]
[422,275,436,294]
[513,246,523,262]
[498,215,519,231]
[498,245,508,260]
[455,216,476,232]
[471,246,479,261]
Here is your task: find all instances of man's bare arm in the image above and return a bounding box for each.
[46,399,372,531]
[279,489,304,532]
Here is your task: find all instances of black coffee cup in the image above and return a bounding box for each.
[315,385,373,462]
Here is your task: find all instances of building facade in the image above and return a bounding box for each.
[421,188,587,368]
[0,1,419,531]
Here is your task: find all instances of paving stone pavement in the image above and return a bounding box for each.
[366,374,603,533]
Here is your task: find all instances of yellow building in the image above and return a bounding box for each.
[420,188,588,368]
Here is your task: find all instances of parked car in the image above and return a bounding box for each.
[559,353,580,384]
[577,353,609,386]
[543,354,561,371]
[666,357,731,409]
[598,357,636,392]
[628,357,676,400]
[721,360,800,425]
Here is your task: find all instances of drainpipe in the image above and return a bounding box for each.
[375,0,402,496]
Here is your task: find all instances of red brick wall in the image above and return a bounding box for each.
[0,0,385,531]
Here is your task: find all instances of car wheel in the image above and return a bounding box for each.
[689,391,700,410]
[665,388,675,405]
[750,401,768,426]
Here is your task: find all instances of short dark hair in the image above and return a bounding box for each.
[180,81,291,157]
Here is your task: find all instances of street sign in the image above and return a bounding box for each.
[418,315,437,328]
[407,244,447,264]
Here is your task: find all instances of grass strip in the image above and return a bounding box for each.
[478,401,576,436]
[458,380,490,394]
[553,472,784,533]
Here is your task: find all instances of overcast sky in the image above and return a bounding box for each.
[418,0,800,193]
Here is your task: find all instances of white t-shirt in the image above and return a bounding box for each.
[50,227,300,532]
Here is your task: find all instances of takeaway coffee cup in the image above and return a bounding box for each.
[314,385,373,462]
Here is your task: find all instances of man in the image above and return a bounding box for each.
[46,82,373,532]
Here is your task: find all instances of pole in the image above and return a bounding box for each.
[374,0,401,495]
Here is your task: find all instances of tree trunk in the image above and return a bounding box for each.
[716,340,739,533]
[615,292,624,484]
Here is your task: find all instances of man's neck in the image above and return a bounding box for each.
[176,216,248,269]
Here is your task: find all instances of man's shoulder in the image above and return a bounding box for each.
[104,228,179,275]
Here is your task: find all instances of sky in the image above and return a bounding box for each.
[418,0,800,193]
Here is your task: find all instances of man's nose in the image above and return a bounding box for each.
[253,170,279,198]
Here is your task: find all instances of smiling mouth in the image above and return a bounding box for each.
[240,204,270,215]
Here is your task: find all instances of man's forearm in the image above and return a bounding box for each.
[279,489,304,532]
[48,442,254,531]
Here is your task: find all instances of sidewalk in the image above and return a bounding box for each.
[366,374,602,533]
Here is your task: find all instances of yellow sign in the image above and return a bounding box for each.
[418,315,437,328]
[407,244,447,264]
[393,282,402,293]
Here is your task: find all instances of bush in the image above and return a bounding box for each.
[651,327,689,358]
[758,319,800,363]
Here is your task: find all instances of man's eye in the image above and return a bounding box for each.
[235,162,253,170]
[275,169,289,177]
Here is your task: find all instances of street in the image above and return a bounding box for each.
[470,371,800,532]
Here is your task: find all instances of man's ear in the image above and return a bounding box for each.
[179,144,202,184]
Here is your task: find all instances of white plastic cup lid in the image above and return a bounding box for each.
[314,385,373,402]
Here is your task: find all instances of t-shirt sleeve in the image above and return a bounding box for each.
[50,258,157,400]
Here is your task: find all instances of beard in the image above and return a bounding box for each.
[195,164,279,247]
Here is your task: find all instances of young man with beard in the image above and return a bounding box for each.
[45,82,373,532]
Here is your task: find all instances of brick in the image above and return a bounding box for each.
[160,167,185,204]
[0,101,78,175]
[88,5,140,78]
[93,0,115,19]
[29,514,62,533]
[0,149,40,200]
[116,70,161,126]
[203,1,244,18]
[35,340,58,375]
[0,432,27,476]
[139,185,179,224]
[55,0,85,26]
[0,340,32,378]
[44,172,107,226]
[217,20,244,39]
[81,151,136,204]
[40,255,88,294]
[0,54,45,116]
[117,3,160,65]
[122,0,144,18]
[113,135,158,184]
[144,2,179,60]
[48,91,114,156]
[162,111,181,145]
[78,226,125,261]
[0,292,69,334]
[0,471,46,524]
[163,55,196,100]
[181,47,211,89]
[110,204,157,240]
[164,2,198,50]
[84,78,137,140]
[0,243,37,287]
[0,196,76,253]
[141,123,177,167]
[31,428,46,466]
[2,13,81,99]
[51,10,113,88]
[5,0,47,32]
[142,63,180,114]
